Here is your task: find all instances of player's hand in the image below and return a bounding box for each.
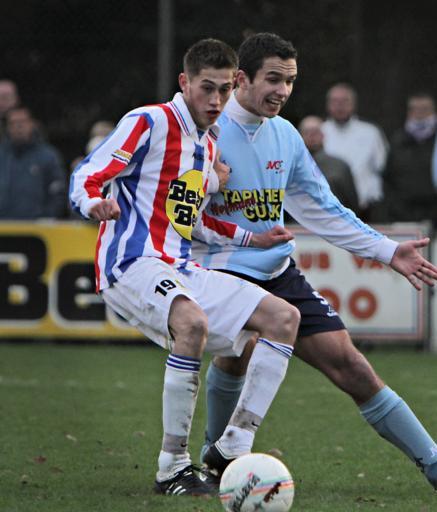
[214,150,231,192]
[89,198,121,221]
[250,226,294,248]
[389,238,437,290]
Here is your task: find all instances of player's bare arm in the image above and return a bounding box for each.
[389,237,437,290]
[89,198,121,221]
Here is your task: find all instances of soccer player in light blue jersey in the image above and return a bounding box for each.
[195,33,437,491]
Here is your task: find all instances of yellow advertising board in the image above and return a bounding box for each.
[0,221,431,344]
[0,221,142,339]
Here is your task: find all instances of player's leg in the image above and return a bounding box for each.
[295,328,383,403]
[296,329,437,489]
[286,260,437,489]
[201,263,305,458]
[203,338,255,455]
[201,260,437,488]
[203,291,300,472]
[102,259,212,495]
[156,295,209,487]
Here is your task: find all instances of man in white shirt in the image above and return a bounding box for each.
[322,83,388,221]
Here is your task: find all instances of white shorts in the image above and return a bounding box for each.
[102,257,269,357]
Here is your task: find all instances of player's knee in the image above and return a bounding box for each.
[169,298,208,353]
[268,304,300,345]
[183,310,209,344]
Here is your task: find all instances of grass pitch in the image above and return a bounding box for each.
[0,341,436,511]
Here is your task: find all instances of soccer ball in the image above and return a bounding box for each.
[219,453,294,512]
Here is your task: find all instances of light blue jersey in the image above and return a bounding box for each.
[192,94,397,280]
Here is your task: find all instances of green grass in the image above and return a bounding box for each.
[0,342,436,511]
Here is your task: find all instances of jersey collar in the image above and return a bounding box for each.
[224,91,265,126]
[168,92,220,141]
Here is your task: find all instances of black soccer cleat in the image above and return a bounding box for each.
[154,464,213,496]
[199,464,221,493]
[202,442,235,477]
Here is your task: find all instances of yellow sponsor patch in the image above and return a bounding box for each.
[112,148,133,164]
[166,170,204,240]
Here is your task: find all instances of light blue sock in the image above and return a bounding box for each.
[201,362,245,460]
[360,386,437,487]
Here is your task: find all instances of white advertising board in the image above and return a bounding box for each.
[289,223,431,343]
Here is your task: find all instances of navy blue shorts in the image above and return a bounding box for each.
[220,259,345,338]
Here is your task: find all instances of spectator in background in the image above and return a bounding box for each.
[68,120,116,220]
[85,120,115,153]
[299,115,359,212]
[0,107,67,219]
[384,93,437,227]
[322,83,388,222]
[70,120,115,171]
[0,79,20,139]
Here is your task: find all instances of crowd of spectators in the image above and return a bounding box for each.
[0,77,436,228]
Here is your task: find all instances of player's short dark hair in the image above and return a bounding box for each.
[183,39,238,77]
[238,33,297,81]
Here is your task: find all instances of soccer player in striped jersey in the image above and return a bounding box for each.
[194,33,437,491]
[70,38,301,496]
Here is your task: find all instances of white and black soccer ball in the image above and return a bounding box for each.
[219,453,295,512]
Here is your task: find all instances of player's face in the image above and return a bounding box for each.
[236,57,297,118]
[179,67,235,129]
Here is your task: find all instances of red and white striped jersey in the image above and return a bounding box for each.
[70,93,250,291]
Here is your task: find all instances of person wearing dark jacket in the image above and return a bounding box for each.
[0,106,66,219]
[384,93,437,226]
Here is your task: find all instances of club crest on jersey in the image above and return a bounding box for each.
[112,148,133,165]
[166,170,204,240]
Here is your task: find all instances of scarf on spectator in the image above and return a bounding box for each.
[405,114,437,142]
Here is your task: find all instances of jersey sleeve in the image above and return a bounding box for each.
[284,133,398,264]
[206,168,220,194]
[69,111,152,218]
[192,199,252,247]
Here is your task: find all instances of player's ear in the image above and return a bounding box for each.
[235,69,250,90]
[179,72,188,92]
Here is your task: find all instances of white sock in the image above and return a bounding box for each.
[217,338,292,457]
[217,425,255,458]
[157,451,192,481]
[156,354,201,481]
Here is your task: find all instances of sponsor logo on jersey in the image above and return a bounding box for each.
[265,160,284,173]
[166,170,204,240]
[111,148,133,165]
[210,188,284,222]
